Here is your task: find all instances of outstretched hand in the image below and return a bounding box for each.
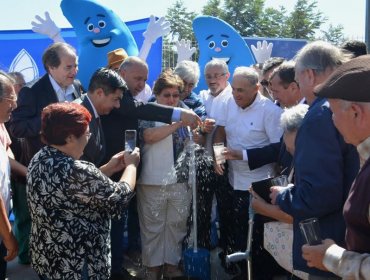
[143,15,171,44]
[175,39,196,63]
[180,109,201,129]
[251,40,273,64]
[31,12,64,42]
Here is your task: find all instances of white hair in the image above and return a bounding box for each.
[280,104,309,132]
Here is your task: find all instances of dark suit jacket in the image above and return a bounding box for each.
[101,91,174,180]
[8,74,82,165]
[277,98,359,276]
[247,139,292,176]
[75,94,105,166]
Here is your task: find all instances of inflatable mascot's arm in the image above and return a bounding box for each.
[31,12,171,62]
[139,15,171,61]
[174,39,197,64]
[31,12,65,43]
[251,40,273,64]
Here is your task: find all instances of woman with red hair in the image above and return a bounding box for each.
[27,102,140,280]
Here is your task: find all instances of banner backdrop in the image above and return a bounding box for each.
[0,17,162,87]
[0,17,306,87]
[245,37,307,60]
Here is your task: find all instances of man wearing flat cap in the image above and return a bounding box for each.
[302,54,370,279]
[269,41,360,279]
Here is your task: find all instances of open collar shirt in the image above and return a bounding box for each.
[222,93,283,190]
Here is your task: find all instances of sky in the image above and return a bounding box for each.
[0,0,366,39]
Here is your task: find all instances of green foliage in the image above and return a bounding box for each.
[320,24,345,46]
[163,0,198,69]
[202,0,224,18]
[285,0,327,39]
[222,0,265,37]
[166,0,198,41]
[200,0,340,40]
[257,6,289,38]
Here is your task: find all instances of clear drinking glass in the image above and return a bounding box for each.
[213,142,226,164]
[299,217,322,245]
[271,175,289,187]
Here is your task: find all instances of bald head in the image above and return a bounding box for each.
[119,57,148,96]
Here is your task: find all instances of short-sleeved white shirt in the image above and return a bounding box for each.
[199,83,233,124]
[199,83,233,152]
[223,93,283,191]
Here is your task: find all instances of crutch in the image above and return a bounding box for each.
[226,192,254,280]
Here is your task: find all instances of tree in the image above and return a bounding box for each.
[257,6,289,38]
[222,0,265,37]
[285,0,327,39]
[202,0,225,18]
[163,0,198,69]
[320,24,345,46]
[200,0,327,40]
[166,0,197,41]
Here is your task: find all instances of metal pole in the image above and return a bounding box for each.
[226,193,255,280]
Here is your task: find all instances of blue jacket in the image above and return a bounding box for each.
[277,97,359,277]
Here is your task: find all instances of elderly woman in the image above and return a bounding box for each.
[173,60,207,120]
[27,102,140,280]
[251,104,309,279]
[251,103,309,221]
[137,70,192,280]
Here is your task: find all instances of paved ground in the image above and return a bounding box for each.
[6,251,288,280]
[5,248,236,280]
[6,258,38,280]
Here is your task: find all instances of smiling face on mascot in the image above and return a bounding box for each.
[61,0,138,87]
[192,16,255,91]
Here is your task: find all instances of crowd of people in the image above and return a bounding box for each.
[0,38,369,280]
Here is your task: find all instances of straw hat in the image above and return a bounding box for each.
[107,48,128,70]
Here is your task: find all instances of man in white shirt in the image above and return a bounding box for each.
[214,66,283,277]
[197,59,236,273]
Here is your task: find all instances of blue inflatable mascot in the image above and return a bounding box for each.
[192,16,255,91]
[60,0,138,87]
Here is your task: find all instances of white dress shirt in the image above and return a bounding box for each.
[49,75,76,102]
[222,93,283,191]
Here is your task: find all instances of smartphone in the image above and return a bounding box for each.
[124,130,137,152]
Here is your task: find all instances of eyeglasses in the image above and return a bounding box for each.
[205,73,226,80]
[162,93,180,99]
